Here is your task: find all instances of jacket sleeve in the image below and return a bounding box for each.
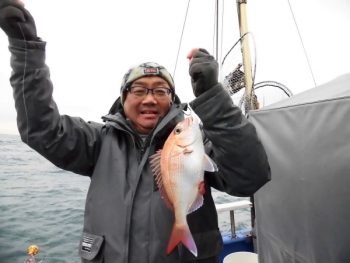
[190,83,271,197]
[7,38,104,176]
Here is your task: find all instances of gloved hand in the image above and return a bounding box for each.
[0,0,38,40]
[187,48,218,97]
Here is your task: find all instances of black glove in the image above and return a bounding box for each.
[0,0,38,40]
[189,48,218,97]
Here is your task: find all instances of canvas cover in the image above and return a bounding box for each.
[249,73,350,263]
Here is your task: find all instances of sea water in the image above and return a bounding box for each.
[0,134,250,263]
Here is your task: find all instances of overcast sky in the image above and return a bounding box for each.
[0,0,349,135]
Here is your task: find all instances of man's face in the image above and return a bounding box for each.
[123,76,173,133]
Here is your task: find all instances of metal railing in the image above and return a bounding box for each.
[215,200,252,238]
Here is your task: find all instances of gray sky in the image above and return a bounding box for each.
[1,0,350,135]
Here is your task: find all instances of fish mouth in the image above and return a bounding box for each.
[174,115,198,148]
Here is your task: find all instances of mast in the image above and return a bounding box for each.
[237,0,255,111]
[215,0,220,81]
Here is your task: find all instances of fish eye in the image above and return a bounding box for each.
[174,127,182,135]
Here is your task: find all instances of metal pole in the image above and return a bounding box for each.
[230,211,237,238]
[238,0,254,111]
[216,0,219,62]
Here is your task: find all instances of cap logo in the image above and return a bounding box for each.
[144,68,159,75]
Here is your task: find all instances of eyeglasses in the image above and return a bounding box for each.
[126,86,172,99]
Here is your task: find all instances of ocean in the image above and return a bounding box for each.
[0,134,250,263]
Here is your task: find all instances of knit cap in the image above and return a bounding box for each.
[120,62,175,105]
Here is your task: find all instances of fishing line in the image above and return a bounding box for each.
[287,0,317,86]
[173,0,191,79]
[183,103,192,116]
[18,22,29,144]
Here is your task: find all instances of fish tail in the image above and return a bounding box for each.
[167,223,197,257]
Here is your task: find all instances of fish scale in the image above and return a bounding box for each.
[150,111,218,257]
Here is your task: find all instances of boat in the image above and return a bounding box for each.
[217,71,350,263]
[248,72,350,263]
[2,0,349,262]
[216,200,256,262]
[207,0,350,262]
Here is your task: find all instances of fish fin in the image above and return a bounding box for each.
[149,150,162,170]
[198,181,205,195]
[188,192,204,214]
[149,150,163,189]
[167,223,197,257]
[169,146,192,158]
[159,187,174,212]
[183,148,193,154]
[150,150,162,163]
[149,150,174,211]
[203,154,218,172]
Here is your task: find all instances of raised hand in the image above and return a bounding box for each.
[0,0,38,40]
[187,48,219,97]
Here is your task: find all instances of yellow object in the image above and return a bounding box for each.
[28,245,39,255]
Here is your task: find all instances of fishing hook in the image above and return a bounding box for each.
[183,103,193,116]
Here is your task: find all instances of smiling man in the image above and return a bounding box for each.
[120,63,175,134]
[0,0,271,262]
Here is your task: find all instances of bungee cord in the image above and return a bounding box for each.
[18,22,29,144]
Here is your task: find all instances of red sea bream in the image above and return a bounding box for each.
[150,112,218,257]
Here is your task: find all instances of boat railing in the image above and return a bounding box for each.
[215,200,252,238]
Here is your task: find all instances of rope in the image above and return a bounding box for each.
[173,0,191,79]
[287,0,317,86]
[220,0,225,66]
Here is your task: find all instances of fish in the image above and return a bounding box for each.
[149,111,218,257]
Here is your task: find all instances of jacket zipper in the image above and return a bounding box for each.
[140,148,145,159]
[103,118,147,263]
[104,110,186,262]
[123,130,137,263]
[139,116,163,160]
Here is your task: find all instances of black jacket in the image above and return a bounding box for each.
[8,37,270,263]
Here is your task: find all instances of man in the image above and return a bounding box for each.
[0,0,271,262]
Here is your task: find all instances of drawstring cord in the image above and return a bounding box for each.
[17,23,29,144]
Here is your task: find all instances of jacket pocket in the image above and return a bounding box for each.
[79,231,104,263]
[180,229,224,261]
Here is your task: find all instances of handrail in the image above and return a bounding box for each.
[215,200,252,213]
[215,200,253,238]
